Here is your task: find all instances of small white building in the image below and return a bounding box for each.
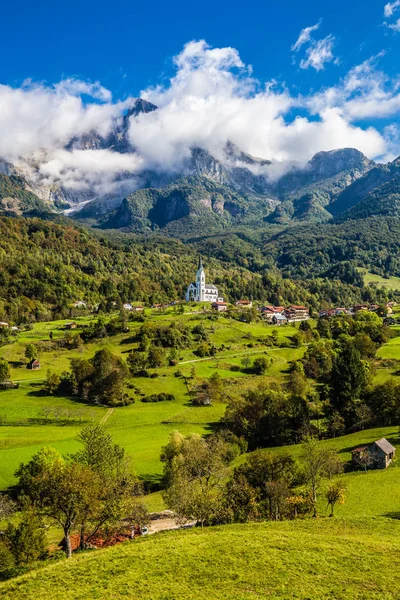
[73,301,87,309]
[186,257,222,303]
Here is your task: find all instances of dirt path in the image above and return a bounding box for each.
[100,408,114,425]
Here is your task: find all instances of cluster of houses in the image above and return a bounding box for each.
[0,322,20,332]
[260,305,309,324]
[319,301,397,319]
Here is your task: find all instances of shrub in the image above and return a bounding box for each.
[141,393,175,403]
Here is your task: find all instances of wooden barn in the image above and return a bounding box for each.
[352,438,396,469]
[27,359,41,370]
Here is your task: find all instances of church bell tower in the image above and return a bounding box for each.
[196,256,205,301]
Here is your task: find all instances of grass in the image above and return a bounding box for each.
[3,314,400,597]
[2,518,400,599]
[0,311,399,497]
[0,314,298,489]
[359,269,400,292]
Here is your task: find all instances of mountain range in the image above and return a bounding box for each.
[2,98,400,236]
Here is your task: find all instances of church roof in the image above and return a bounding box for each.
[205,284,218,290]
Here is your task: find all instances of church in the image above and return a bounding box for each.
[186,257,223,302]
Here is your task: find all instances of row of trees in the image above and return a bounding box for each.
[0,425,147,579]
[161,432,346,526]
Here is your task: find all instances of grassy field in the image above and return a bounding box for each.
[2,311,400,598]
[1,310,400,506]
[2,518,400,599]
[359,269,400,292]
[0,313,300,489]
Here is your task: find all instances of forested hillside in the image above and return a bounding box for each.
[0,216,396,323]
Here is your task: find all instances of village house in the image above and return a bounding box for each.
[27,359,41,371]
[235,300,253,308]
[284,305,309,322]
[369,304,379,312]
[133,306,144,312]
[211,301,228,312]
[0,322,9,328]
[351,438,396,469]
[73,301,87,309]
[352,304,369,313]
[387,301,396,313]
[272,313,287,326]
[123,303,133,311]
[65,322,77,330]
[261,308,275,322]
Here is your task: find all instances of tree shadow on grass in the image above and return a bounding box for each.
[381,512,400,520]
[8,361,25,368]
[27,389,48,397]
[140,473,163,493]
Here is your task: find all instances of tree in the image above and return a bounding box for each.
[0,494,15,520]
[16,451,98,558]
[227,451,298,521]
[0,541,14,576]
[325,482,346,517]
[161,433,231,527]
[15,426,145,558]
[330,338,370,426]
[25,344,37,362]
[353,449,374,473]
[74,425,144,549]
[148,345,166,368]
[300,436,341,517]
[0,358,10,382]
[6,506,47,565]
[253,357,270,375]
[45,370,61,394]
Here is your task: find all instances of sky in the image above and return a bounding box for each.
[1,0,400,194]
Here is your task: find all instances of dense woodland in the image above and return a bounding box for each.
[0,215,399,324]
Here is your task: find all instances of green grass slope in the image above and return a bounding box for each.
[2,519,400,600]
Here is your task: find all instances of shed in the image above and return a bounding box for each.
[27,359,41,370]
[352,438,396,469]
[211,302,227,312]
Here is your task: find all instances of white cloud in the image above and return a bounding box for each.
[129,40,387,170]
[308,53,400,123]
[300,35,336,71]
[384,0,400,18]
[292,21,321,52]
[0,80,132,163]
[387,17,400,30]
[0,39,399,198]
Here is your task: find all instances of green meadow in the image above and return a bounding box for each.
[0,311,301,489]
[2,310,400,598]
[360,269,400,292]
[2,518,400,600]
[1,309,400,492]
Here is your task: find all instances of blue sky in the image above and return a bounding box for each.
[1,0,400,194]
[1,0,398,99]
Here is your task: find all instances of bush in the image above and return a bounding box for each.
[141,393,175,403]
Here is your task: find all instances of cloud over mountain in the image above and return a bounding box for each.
[0,39,400,196]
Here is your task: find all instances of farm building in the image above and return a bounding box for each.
[65,322,77,330]
[284,305,309,321]
[27,359,41,370]
[272,314,287,326]
[212,302,227,312]
[352,438,396,469]
[235,300,253,308]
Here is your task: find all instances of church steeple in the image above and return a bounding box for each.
[196,256,205,301]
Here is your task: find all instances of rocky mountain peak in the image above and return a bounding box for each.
[307,148,373,179]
